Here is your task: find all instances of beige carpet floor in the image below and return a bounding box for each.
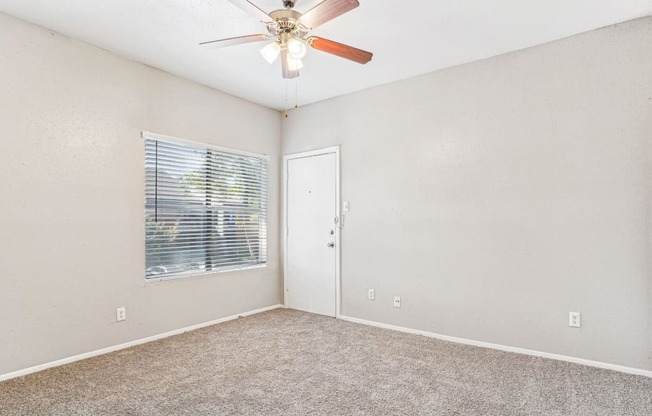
[1,308,651,415]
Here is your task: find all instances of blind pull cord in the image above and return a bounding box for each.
[155,140,158,223]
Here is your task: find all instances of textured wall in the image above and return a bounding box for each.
[282,18,652,371]
[0,13,281,375]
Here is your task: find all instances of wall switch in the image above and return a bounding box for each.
[343,201,350,212]
[368,289,375,300]
[394,296,401,308]
[116,307,127,322]
[569,312,581,328]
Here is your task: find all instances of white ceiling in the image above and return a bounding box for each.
[1,0,651,110]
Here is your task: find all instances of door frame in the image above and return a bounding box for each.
[282,146,341,318]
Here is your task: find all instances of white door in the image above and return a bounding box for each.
[286,152,337,317]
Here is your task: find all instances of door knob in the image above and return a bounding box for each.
[327,242,335,248]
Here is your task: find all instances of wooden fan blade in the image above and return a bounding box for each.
[299,0,359,29]
[281,50,300,79]
[309,37,372,64]
[199,34,270,49]
[228,0,272,22]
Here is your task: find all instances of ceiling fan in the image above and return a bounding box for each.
[200,0,373,79]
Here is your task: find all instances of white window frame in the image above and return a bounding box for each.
[142,131,269,283]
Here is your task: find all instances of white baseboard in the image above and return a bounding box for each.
[0,304,283,383]
[339,315,652,378]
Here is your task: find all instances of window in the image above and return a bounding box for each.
[144,133,268,280]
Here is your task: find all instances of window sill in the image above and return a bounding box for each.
[144,264,267,285]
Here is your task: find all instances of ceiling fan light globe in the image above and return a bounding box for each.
[260,42,281,64]
[287,38,307,59]
[287,57,304,71]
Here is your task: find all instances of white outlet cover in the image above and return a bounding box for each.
[368,289,375,300]
[394,296,401,308]
[116,307,127,322]
[569,312,581,328]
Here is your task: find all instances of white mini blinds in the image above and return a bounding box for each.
[144,135,268,279]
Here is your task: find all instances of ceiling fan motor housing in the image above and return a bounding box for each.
[267,9,305,38]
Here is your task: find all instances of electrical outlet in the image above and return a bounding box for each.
[569,312,581,328]
[116,307,127,322]
[368,289,375,300]
[394,296,401,308]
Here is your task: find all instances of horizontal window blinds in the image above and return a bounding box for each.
[145,137,267,279]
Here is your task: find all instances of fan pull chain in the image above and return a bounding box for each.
[284,79,289,118]
[294,79,298,109]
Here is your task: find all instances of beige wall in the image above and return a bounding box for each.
[0,13,282,375]
[282,18,652,371]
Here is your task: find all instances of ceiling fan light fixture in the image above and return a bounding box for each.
[286,37,307,59]
[287,57,304,71]
[260,41,281,64]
